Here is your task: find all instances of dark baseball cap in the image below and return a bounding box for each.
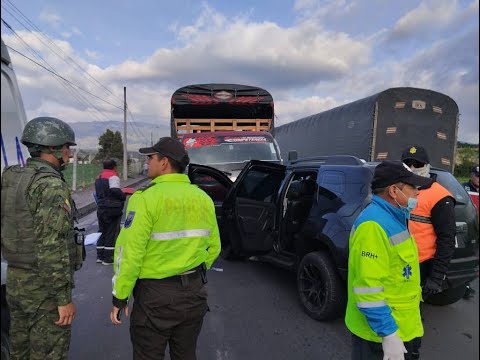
[401,145,430,164]
[472,166,479,176]
[139,137,189,164]
[371,160,433,190]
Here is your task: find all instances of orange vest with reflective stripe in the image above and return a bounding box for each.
[409,182,453,263]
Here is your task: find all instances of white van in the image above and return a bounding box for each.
[1,37,28,360]
[1,37,28,172]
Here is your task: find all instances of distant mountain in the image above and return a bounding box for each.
[69,120,170,150]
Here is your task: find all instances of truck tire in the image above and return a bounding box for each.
[424,285,466,306]
[1,331,10,360]
[297,251,346,321]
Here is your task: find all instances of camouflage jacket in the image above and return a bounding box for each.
[1,158,76,305]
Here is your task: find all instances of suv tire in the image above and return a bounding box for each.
[424,284,466,306]
[297,251,346,321]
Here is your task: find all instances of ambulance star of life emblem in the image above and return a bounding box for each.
[403,264,412,280]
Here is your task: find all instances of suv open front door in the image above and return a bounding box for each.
[188,163,233,222]
[222,160,286,257]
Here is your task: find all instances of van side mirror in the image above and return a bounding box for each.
[288,150,298,161]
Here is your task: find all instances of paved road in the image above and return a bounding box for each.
[70,211,479,359]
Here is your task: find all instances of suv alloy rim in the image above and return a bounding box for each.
[298,263,327,311]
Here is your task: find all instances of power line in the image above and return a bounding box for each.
[126,104,148,141]
[4,41,124,112]
[2,0,124,104]
[1,17,123,113]
[2,11,146,144]
[2,25,108,122]
[1,19,121,125]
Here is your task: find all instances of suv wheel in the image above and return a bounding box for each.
[297,251,346,321]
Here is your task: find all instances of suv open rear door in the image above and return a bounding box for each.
[222,160,286,255]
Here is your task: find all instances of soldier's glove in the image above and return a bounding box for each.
[422,276,444,299]
[382,331,407,360]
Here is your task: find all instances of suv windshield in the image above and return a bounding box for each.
[186,140,279,165]
[433,170,471,204]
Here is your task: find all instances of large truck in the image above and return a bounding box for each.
[275,87,459,172]
[1,37,28,360]
[170,84,282,179]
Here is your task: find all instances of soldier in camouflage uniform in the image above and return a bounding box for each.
[1,117,84,359]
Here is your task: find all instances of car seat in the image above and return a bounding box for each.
[286,178,317,235]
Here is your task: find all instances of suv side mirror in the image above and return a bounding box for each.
[288,150,298,161]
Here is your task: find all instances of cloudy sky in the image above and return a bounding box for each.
[1,0,479,148]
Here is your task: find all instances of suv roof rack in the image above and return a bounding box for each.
[289,155,364,166]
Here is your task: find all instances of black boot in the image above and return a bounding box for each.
[96,247,104,263]
[463,285,476,300]
[102,248,114,265]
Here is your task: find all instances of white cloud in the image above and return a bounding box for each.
[39,9,62,28]
[85,49,100,60]
[71,27,82,36]
[392,0,458,37]
[2,2,478,148]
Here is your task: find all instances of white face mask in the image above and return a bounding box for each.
[410,163,431,178]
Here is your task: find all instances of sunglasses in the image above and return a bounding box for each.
[404,159,426,168]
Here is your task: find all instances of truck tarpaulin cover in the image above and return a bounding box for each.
[171,83,274,120]
[275,87,458,172]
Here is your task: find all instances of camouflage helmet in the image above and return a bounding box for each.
[21,116,76,147]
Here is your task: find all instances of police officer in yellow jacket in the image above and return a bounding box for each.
[109,137,221,360]
[345,161,433,360]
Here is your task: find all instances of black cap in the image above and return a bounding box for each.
[371,160,433,190]
[139,137,189,164]
[401,145,430,164]
[472,166,479,176]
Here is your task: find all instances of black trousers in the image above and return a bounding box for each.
[130,273,208,360]
[96,206,123,261]
[351,334,421,360]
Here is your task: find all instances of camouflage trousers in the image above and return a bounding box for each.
[6,268,71,360]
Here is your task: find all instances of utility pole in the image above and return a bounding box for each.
[123,86,128,180]
[72,148,78,191]
[151,131,153,146]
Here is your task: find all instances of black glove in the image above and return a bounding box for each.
[422,276,444,299]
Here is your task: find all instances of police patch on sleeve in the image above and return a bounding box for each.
[124,211,135,228]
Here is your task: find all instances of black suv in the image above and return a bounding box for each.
[188,156,479,320]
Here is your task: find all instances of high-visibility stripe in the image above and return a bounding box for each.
[389,230,410,246]
[353,286,384,294]
[410,214,432,224]
[96,246,105,249]
[151,229,211,241]
[104,246,115,250]
[112,245,123,296]
[356,300,387,308]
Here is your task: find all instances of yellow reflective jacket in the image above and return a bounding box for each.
[345,195,423,343]
[112,173,221,300]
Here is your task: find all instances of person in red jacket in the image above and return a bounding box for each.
[401,146,457,301]
[95,159,126,264]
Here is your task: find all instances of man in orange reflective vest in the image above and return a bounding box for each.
[401,145,456,300]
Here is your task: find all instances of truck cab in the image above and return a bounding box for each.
[183,131,282,180]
